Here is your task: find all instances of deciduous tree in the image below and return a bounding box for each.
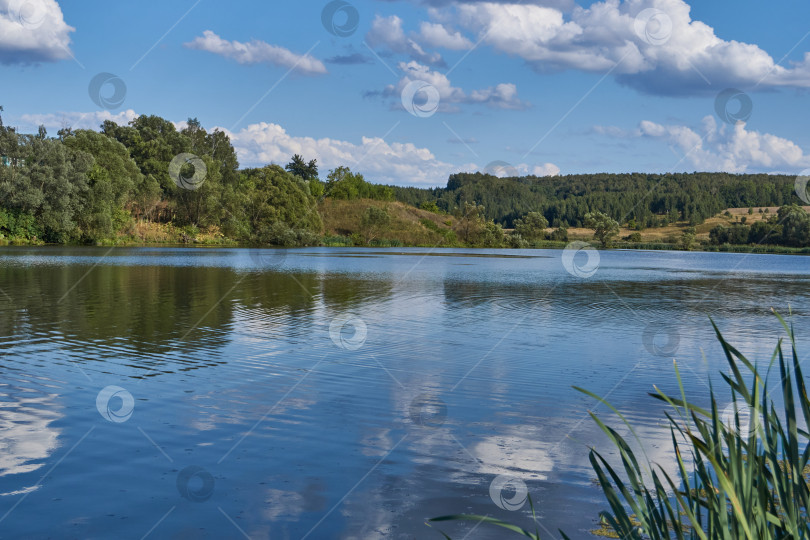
[584,211,619,247]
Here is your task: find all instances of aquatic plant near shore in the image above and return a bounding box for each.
[430,312,810,538]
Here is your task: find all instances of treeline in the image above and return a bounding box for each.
[1,107,808,249]
[0,111,325,244]
[392,172,799,229]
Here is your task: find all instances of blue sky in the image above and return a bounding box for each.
[2,0,810,186]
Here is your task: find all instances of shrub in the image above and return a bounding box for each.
[0,209,41,240]
[420,201,441,213]
[513,212,549,242]
[548,227,569,242]
[479,221,504,247]
[360,206,391,243]
[710,224,751,245]
[255,221,319,247]
[680,226,696,250]
[625,232,642,243]
[420,218,440,232]
[508,232,529,248]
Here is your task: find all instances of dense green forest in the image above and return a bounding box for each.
[393,171,800,228]
[1,107,809,249]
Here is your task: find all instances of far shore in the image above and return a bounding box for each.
[3,239,809,256]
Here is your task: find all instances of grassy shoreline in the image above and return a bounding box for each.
[4,196,809,255]
[3,201,809,255]
[3,233,810,255]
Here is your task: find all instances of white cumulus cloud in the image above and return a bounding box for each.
[384,60,529,111]
[531,162,561,176]
[480,161,560,177]
[17,109,139,131]
[429,0,810,95]
[0,0,74,64]
[222,121,475,186]
[366,15,445,67]
[602,115,810,172]
[184,30,327,76]
[417,21,473,50]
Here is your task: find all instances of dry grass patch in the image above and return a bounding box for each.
[319,199,456,246]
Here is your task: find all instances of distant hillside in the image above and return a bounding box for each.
[391,172,800,229]
[561,205,809,244]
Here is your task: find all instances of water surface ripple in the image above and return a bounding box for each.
[0,246,807,539]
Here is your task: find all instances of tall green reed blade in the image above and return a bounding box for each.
[429,315,810,539]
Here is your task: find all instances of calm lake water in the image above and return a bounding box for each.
[0,246,808,539]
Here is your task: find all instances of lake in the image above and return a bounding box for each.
[0,246,808,539]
